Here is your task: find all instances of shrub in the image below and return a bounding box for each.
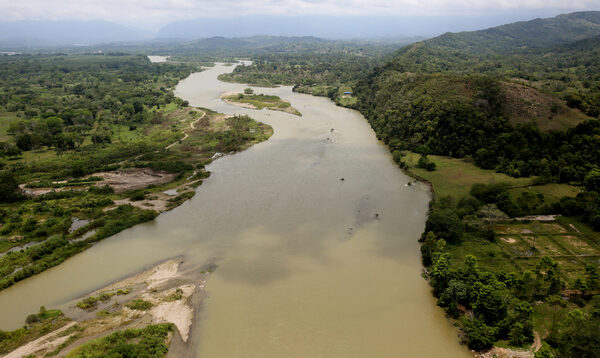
[417,155,436,171]
[76,296,98,310]
[424,209,464,243]
[129,191,146,201]
[126,299,152,311]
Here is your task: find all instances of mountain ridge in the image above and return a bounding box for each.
[0,20,151,48]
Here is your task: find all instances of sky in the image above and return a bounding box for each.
[1,0,599,30]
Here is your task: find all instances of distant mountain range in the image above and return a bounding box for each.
[0,11,570,49]
[427,11,600,52]
[0,20,151,47]
[155,14,547,39]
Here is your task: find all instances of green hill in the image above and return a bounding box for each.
[354,11,600,179]
[428,11,600,53]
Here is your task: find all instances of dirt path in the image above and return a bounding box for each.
[4,322,77,358]
[531,331,542,352]
[165,110,205,150]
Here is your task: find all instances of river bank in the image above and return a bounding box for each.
[0,63,471,357]
[3,258,208,357]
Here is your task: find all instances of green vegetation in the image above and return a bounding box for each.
[2,13,600,354]
[125,299,153,311]
[402,153,532,199]
[65,323,173,358]
[350,18,600,354]
[0,306,70,355]
[0,54,272,290]
[76,289,130,310]
[399,151,599,354]
[224,93,301,116]
[405,154,599,353]
[213,38,408,104]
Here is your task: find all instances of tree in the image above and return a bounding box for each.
[440,279,468,317]
[535,256,563,297]
[585,264,600,292]
[574,278,588,299]
[462,317,496,350]
[16,134,33,151]
[473,280,509,325]
[425,209,463,243]
[45,116,63,135]
[420,231,439,266]
[517,270,536,300]
[4,144,21,158]
[534,343,555,358]
[417,155,436,171]
[555,309,600,358]
[545,294,566,340]
[92,130,112,145]
[0,172,20,203]
[119,103,135,120]
[584,168,600,192]
[510,301,533,345]
[431,252,453,295]
[509,322,527,346]
[133,101,144,114]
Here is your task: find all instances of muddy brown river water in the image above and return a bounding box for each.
[0,63,470,357]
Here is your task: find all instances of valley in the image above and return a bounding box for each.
[1,10,600,358]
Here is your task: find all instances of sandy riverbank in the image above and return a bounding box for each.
[4,258,211,357]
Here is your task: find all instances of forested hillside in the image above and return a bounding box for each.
[352,12,600,356]
[355,12,600,179]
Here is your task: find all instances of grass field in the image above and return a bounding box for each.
[508,183,582,205]
[403,152,533,198]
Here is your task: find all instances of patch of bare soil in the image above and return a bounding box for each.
[4,322,78,358]
[95,168,176,193]
[18,184,76,196]
[474,347,533,358]
[20,168,177,197]
[111,180,199,213]
[473,331,541,358]
[501,82,588,132]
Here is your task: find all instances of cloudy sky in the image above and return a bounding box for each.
[1,0,598,29]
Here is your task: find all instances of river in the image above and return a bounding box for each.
[0,63,470,357]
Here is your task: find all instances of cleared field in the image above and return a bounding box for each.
[496,236,535,257]
[492,220,600,285]
[557,235,597,255]
[508,183,581,204]
[403,152,532,198]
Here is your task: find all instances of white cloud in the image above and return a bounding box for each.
[1,0,598,29]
